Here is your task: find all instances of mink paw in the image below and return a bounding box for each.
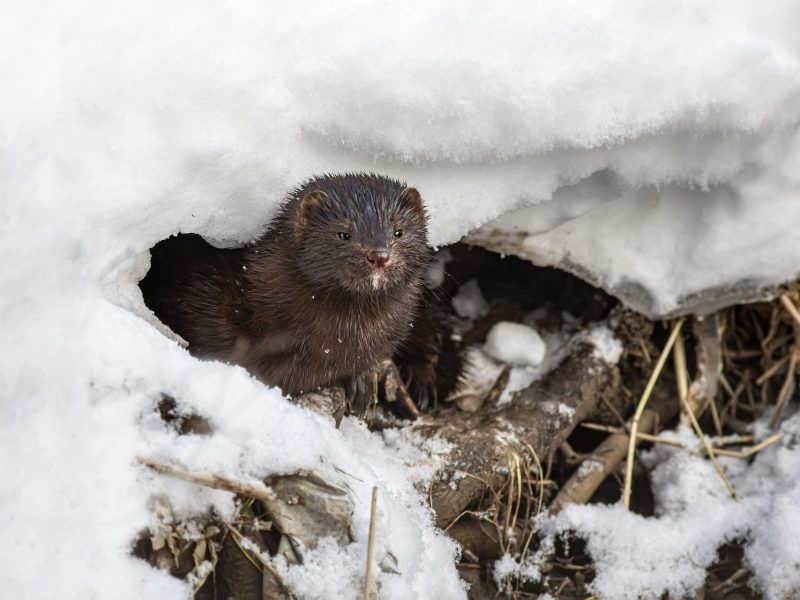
[345,367,380,416]
[345,359,421,418]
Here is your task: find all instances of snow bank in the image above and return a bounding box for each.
[0,250,464,599]
[5,1,799,316]
[3,1,800,597]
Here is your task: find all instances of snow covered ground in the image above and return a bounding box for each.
[543,416,800,599]
[3,1,800,598]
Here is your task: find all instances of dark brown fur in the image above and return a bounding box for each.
[140,173,431,397]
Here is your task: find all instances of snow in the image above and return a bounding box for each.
[467,150,800,317]
[483,321,546,367]
[452,317,574,406]
[533,418,800,599]
[586,324,624,365]
[426,249,452,289]
[3,1,800,598]
[6,1,798,317]
[576,459,605,478]
[1,273,464,598]
[451,279,490,320]
[493,553,520,588]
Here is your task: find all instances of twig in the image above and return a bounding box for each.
[485,365,512,405]
[580,423,779,458]
[364,486,378,600]
[426,340,620,553]
[755,355,789,385]
[711,431,784,458]
[779,293,800,328]
[512,451,524,547]
[623,318,685,509]
[718,373,737,398]
[599,393,630,431]
[674,330,689,407]
[381,359,421,418]
[709,567,749,594]
[770,348,799,428]
[580,422,685,448]
[712,435,754,447]
[519,442,546,564]
[553,409,660,515]
[137,456,274,503]
[726,350,763,359]
[637,336,652,364]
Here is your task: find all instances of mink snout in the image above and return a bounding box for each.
[366,249,390,269]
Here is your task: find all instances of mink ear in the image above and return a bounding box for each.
[398,187,426,221]
[292,190,328,236]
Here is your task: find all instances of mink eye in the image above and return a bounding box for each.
[337,232,351,241]
[394,229,403,238]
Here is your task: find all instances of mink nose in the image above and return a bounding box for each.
[366,249,390,269]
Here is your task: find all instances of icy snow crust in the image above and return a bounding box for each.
[3,1,800,598]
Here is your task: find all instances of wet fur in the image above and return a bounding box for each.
[140,173,431,395]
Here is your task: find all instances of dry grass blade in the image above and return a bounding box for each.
[779,293,800,328]
[755,354,789,385]
[500,450,516,554]
[681,390,738,500]
[672,316,736,498]
[519,442,546,565]
[674,327,689,407]
[637,336,652,364]
[512,451,524,544]
[580,422,685,448]
[623,317,685,509]
[713,435,754,447]
[718,372,737,397]
[712,431,784,459]
[581,422,778,459]
[769,348,799,428]
[364,486,378,600]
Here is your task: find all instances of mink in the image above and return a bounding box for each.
[140,173,431,411]
[393,290,464,410]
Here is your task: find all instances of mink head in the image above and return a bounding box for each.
[287,173,430,296]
